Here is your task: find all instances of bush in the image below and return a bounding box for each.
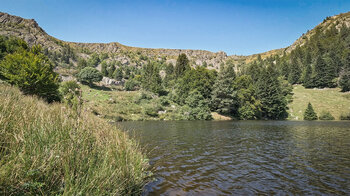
[319,111,335,120]
[0,45,60,102]
[304,102,318,120]
[340,112,350,120]
[59,81,82,111]
[124,79,139,91]
[0,84,150,195]
[77,67,103,86]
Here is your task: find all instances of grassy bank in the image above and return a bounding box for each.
[82,84,350,121]
[0,84,150,195]
[81,85,186,121]
[288,85,350,120]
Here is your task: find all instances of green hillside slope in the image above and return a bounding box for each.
[288,85,350,120]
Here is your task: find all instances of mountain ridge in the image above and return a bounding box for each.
[1,11,350,68]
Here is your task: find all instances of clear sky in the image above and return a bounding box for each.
[1,0,350,55]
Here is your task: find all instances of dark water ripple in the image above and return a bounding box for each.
[118,121,350,195]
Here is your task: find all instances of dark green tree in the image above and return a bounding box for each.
[175,67,216,104]
[77,58,88,70]
[0,35,28,60]
[87,53,100,67]
[288,56,301,84]
[303,102,318,120]
[101,61,108,76]
[114,68,123,81]
[108,64,116,78]
[141,62,163,94]
[339,67,350,92]
[0,45,60,102]
[211,63,238,116]
[313,55,327,88]
[302,63,313,88]
[256,65,288,120]
[339,51,350,92]
[235,75,262,120]
[184,90,212,120]
[77,67,103,86]
[175,53,190,78]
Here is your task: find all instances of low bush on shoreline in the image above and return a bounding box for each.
[0,84,150,195]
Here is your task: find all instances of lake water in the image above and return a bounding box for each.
[118,121,350,195]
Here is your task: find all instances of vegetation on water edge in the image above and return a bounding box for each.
[0,84,150,195]
[304,102,318,120]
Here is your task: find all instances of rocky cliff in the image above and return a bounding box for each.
[0,12,230,69]
[1,11,350,69]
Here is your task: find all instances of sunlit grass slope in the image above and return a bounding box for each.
[0,83,150,195]
[288,85,350,120]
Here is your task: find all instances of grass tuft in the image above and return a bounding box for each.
[0,84,150,195]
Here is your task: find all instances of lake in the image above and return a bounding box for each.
[117,121,350,195]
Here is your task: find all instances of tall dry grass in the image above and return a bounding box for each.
[0,84,150,195]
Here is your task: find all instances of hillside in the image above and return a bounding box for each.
[1,11,350,121]
[2,11,350,69]
[288,85,350,120]
[0,12,229,70]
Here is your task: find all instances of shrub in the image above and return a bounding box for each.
[59,81,82,112]
[304,102,318,120]
[0,84,150,195]
[159,96,170,106]
[77,67,103,86]
[318,111,335,120]
[124,79,139,91]
[340,112,350,120]
[0,45,60,102]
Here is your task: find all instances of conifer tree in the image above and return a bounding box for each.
[339,52,350,92]
[175,53,190,78]
[280,61,289,79]
[114,68,123,81]
[302,63,313,88]
[108,64,116,78]
[141,62,163,94]
[211,63,238,116]
[101,61,108,76]
[313,55,327,88]
[304,102,318,120]
[256,65,288,120]
[288,59,301,84]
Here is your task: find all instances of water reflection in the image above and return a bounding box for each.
[118,121,350,195]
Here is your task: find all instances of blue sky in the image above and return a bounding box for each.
[1,0,350,55]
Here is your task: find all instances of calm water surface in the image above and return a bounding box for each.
[118,121,350,195]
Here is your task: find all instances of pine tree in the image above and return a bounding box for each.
[101,61,108,76]
[114,68,123,81]
[211,63,238,116]
[175,53,190,78]
[302,63,313,88]
[108,64,116,78]
[339,52,350,92]
[304,102,318,120]
[256,65,288,120]
[280,61,289,79]
[313,55,327,88]
[288,59,301,84]
[141,62,163,94]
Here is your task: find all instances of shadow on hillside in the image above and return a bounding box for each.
[90,85,112,91]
